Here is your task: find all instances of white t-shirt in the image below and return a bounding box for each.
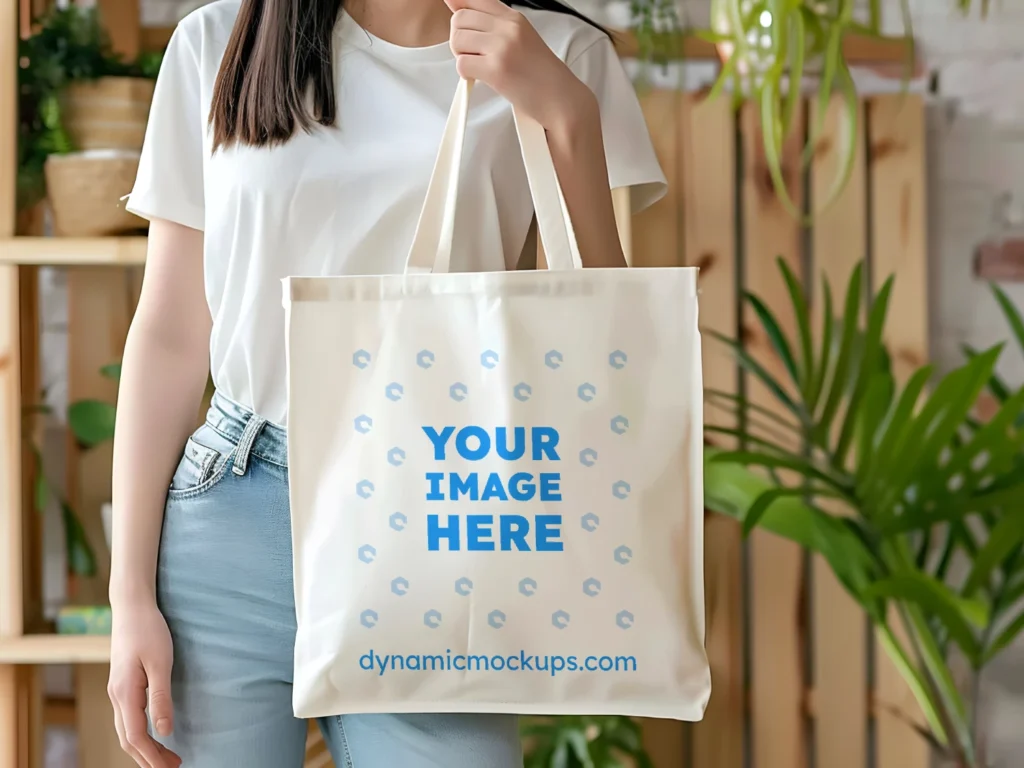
[127,0,666,426]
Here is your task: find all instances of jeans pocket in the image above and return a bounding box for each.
[167,424,236,500]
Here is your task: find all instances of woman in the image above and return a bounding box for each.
[109,0,665,764]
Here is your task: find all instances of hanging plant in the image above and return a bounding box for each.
[626,0,989,219]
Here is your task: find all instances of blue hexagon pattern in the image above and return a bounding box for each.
[545,350,563,369]
[417,350,435,369]
[513,382,532,402]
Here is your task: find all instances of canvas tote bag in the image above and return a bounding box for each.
[285,78,710,720]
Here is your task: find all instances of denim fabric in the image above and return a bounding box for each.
[156,392,523,767]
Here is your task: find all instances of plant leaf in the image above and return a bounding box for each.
[834,276,893,467]
[709,331,806,423]
[565,731,595,768]
[808,276,834,414]
[983,609,1024,664]
[964,506,1024,597]
[863,573,985,657]
[992,284,1024,352]
[962,343,1010,404]
[777,257,814,397]
[746,291,801,392]
[67,399,116,447]
[99,362,122,381]
[816,262,864,438]
[709,449,851,494]
[741,485,846,538]
[61,501,97,578]
[876,625,950,746]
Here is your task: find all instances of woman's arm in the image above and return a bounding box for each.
[110,219,209,604]
[546,93,626,268]
[445,0,629,268]
[107,218,209,768]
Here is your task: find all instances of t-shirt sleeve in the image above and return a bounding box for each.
[125,23,205,230]
[568,35,667,213]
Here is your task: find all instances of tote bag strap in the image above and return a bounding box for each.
[405,78,583,275]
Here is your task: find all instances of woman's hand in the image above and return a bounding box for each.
[108,599,181,768]
[446,0,597,132]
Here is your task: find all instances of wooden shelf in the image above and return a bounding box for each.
[613,30,915,66]
[0,237,147,266]
[0,635,111,664]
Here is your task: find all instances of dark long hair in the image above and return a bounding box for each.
[209,0,606,150]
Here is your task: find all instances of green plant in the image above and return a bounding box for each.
[629,0,988,217]
[17,6,162,210]
[703,259,1024,767]
[22,401,97,579]
[522,715,653,767]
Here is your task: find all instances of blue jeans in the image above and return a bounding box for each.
[156,393,523,767]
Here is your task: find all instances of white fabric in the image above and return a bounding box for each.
[284,79,709,721]
[126,0,666,426]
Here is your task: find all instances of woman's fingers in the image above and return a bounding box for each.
[450,8,497,32]
[444,0,514,17]
[144,656,174,739]
[112,705,150,768]
[121,679,171,768]
[450,28,493,56]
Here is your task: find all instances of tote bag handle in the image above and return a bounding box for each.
[405,78,583,275]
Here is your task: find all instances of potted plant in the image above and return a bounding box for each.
[18,5,162,233]
[621,0,988,213]
[704,260,1024,767]
[522,715,654,767]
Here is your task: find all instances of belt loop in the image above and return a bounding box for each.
[232,414,267,476]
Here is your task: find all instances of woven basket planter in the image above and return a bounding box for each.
[62,77,155,152]
[44,151,145,237]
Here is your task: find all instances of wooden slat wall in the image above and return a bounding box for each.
[741,103,809,768]
[868,94,930,768]
[631,91,929,768]
[810,96,869,768]
[682,92,743,768]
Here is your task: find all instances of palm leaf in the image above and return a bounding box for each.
[816,262,863,439]
[746,291,801,392]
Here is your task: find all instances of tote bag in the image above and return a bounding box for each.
[285,79,710,720]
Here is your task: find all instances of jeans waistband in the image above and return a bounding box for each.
[205,392,288,473]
